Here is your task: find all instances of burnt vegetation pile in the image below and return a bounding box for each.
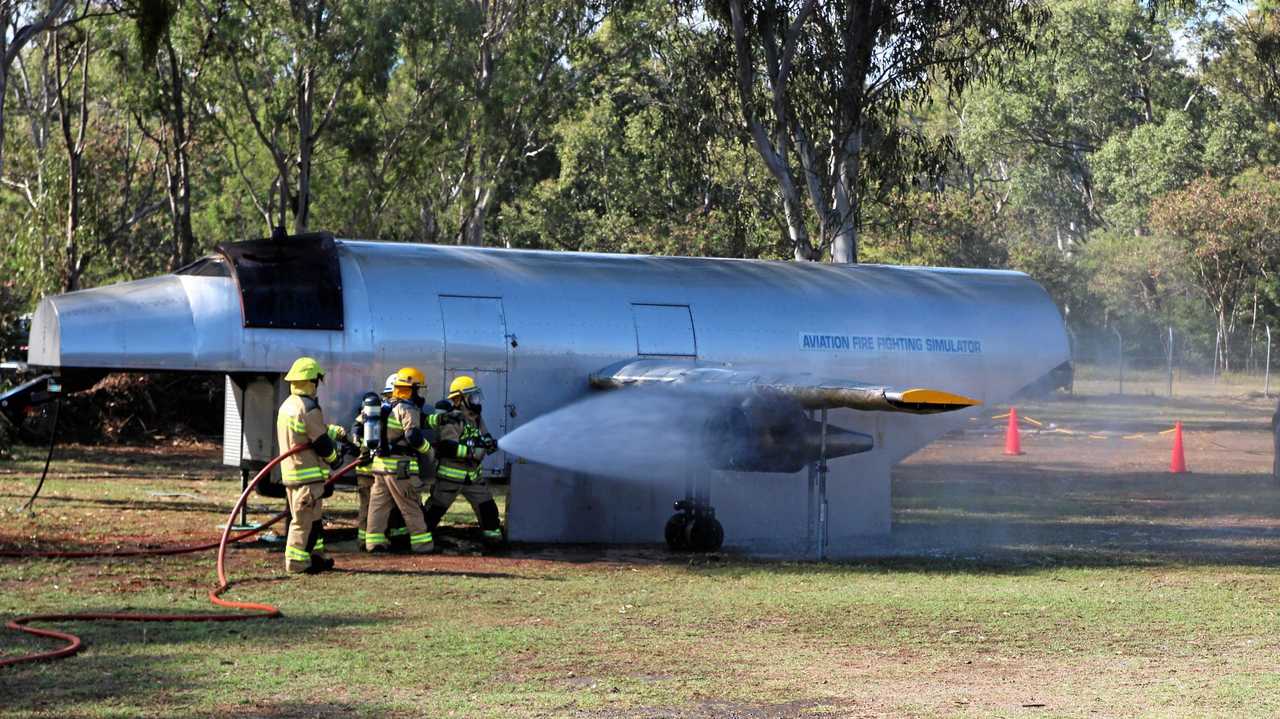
[21,373,223,445]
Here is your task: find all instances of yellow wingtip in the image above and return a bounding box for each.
[899,388,983,407]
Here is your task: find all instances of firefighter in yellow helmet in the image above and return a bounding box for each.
[275,357,349,574]
[349,372,397,549]
[423,375,503,546]
[364,367,435,553]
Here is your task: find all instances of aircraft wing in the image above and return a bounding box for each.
[588,358,980,414]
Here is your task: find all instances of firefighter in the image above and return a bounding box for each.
[365,367,435,553]
[276,356,348,574]
[424,375,503,546]
[350,373,398,550]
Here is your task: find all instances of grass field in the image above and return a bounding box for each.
[2,389,1279,718]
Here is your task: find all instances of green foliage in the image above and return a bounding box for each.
[1092,112,1202,231]
[0,0,1278,373]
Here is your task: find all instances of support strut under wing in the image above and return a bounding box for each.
[588,358,981,414]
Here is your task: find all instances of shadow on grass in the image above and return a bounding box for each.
[335,566,546,581]
[0,491,235,515]
[0,611,379,714]
[188,702,374,719]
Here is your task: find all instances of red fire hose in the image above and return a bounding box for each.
[0,446,358,668]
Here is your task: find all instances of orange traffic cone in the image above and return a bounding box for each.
[1169,420,1188,474]
[1003,407,1024,456]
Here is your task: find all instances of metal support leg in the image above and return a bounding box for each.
[817,409,829,561]
[239,467,251,527]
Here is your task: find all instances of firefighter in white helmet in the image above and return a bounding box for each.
[364,367,435,553]
[275,356,349,574]
[423,375,503,546]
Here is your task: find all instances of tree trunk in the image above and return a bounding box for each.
[295,65,314,235]
[163,37,196,269]
[56,31,88,292]
[0,71,7,181]
[276,162,290,234]
[460,182,492,247]
[831,223,858,264]
[831,129,863,264]
[1219,307,1232,374]
[63,151,80,291]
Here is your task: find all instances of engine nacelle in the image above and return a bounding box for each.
[705,394,873,473]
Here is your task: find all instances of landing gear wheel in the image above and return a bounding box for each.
[686,516,724,552]
[664,499,723,552]
[664,513,690,551]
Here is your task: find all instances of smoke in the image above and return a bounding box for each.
[499,387,724,482]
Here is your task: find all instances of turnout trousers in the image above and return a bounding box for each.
[285,483,327,573]
[366,471,433,553]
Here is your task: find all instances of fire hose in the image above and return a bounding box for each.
[0,446,359,668]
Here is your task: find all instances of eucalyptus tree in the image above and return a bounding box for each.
[0,0,84,179]
[691,0,1047,262]
[204,0,401,235]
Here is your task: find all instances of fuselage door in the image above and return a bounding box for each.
[632,303,697,357]
[439,295,510,477]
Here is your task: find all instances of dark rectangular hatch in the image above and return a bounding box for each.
[216,232,344,330]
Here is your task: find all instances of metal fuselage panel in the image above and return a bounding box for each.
[28,239,1066,441]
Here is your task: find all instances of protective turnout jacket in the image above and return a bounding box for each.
[435,410,489,483]
[372,399,435,476]
[276,392,343,486]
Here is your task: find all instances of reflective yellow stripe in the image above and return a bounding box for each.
[326,425,344,441]
[437,465,479,481]
[416,440,432,454]
[357,529,367,541]
[283,416,307,434]
[388,527,409,537]
[372,457,407,472]
[482,529,502,539]
[321,447,338,463]
[411,532,433,545]
[314,538,326,552]
[365,533,387,544]
[282,466,326,482]
[456,444,469,459]
[286,546,310,561]
[387,418,404,430]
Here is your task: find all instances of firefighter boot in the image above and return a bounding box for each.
[387,505,410,553]
[304,520,334,574]
[423,501,448,532]
[477,500,504,547]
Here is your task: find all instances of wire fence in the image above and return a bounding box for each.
[1068,324,1278,398]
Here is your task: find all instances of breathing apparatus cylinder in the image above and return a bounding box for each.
[361,392,383,449]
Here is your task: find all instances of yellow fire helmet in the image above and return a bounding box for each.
[393,366,426,389]
[283,356,324,382]
[448,375,483,404]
